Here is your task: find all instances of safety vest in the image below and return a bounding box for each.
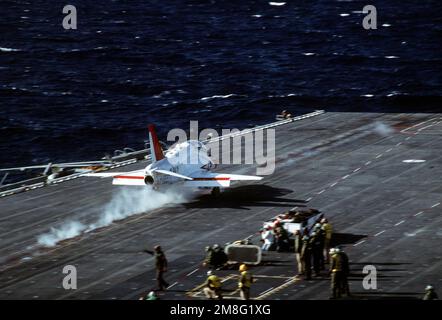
[322,223,333,240]
[331,253,343,272]
[239,271,252,288]
[208,275,221,289]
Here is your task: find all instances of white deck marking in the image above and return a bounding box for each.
[401,118,438,133]
[353,240,366,247]
[342,175,349,180]
[396,142,402,146]
[186,269,199,277]
[168,282,178,289]
[330,182,338,187]
[402,159,426,164]
[259,287,275,296]
[353,167,361,173]
[414,211,424,217]
[317,189,325,194]
[386,148,393,152]
[376,154,383,158]
[365,161,371,165]
[394,220,405,226]
[431,203,440,208]
[418,123,439,132]
[374,230,386,237]
[306,197,312,202]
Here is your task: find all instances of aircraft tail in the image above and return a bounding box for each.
[148,124,165,163]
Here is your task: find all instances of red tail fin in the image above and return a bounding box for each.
[148,124,165,162]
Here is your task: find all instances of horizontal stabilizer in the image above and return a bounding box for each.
[112,175,146,186]
[183,172,262,188]
[152,169,193,180]
[183,178,231,188]
[213,173,263,181]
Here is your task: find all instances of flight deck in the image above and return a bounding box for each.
[0,111,441,300]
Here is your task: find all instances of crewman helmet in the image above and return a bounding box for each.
[207,271,213,276]
[321,218,327,223]
[239,264,248,272]
[426,285,434,291]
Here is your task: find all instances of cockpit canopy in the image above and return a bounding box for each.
[165,140,211,166]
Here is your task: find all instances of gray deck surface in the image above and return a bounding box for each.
[0,112,441,300]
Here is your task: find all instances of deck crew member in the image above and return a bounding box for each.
[143,245,169,291]
[203,270,223,299]
[329,248,343,299]
[275,224,290,252]
[203,246,214,267]
[139,291,159,300]
[293,230,304,275]
[310,227,323,277]
[279,110,292,119]
[301,230,312,280]
[423,285,438,300]
[338,248,350,296]
[261,226,275,251]
[321,218,333,263]
[314,223,326,270]
[238,264,253,300]
[212,244,228,269]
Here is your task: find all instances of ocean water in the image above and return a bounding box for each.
[0,0,441,174]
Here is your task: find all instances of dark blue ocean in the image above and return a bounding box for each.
[0,0,441,175]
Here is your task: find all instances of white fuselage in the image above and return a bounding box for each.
[85,124,263,190]
[145,140,214,186]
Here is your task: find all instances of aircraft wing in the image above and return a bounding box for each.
[183,172,263,187]
[84,169,262,187]
[83,170,144,178]
[83,170,147,186]
[213,173,263,181]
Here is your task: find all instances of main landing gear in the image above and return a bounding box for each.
[211,187,220,197]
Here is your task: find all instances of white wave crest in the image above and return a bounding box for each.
[200,94,237,101]
[0,47,20,52]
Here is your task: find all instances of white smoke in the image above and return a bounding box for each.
[87,186,189,230]
[37,221,87,247]
[373,121,394,136]
[37,186,191,247]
